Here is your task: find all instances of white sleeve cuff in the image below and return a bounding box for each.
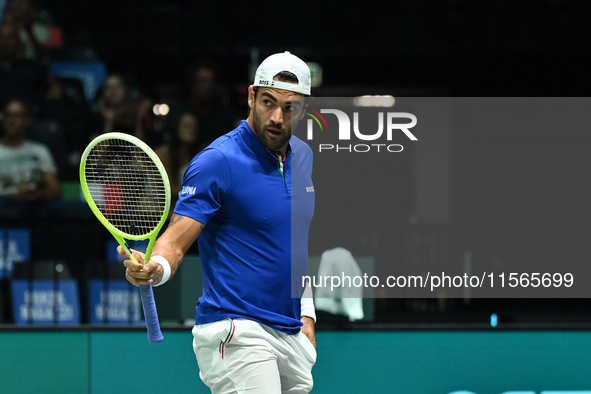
[151,255,171,287]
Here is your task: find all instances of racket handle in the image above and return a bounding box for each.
[139,284,164,343]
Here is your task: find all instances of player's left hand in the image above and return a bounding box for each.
[117,246,162,286]
[301,316,316,348]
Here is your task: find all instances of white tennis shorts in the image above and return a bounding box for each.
[192,318,316,394]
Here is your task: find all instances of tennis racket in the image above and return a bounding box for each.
[79,132,171,343]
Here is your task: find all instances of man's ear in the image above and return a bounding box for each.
[247,85,255,109]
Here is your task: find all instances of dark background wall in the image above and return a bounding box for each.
[44,0,591,97]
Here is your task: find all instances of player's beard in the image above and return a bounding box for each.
[252,106,291,152]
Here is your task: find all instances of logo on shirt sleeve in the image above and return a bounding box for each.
[181,186,196,195]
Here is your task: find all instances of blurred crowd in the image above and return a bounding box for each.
[0,0,240,216]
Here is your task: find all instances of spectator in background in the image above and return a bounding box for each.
[0,0,50,62]
[169,60,236,146]
[40,76,96,180]
[0,98,61,215]
[91,73,153,142]
[155,111,205,207]
[0,21,53,114]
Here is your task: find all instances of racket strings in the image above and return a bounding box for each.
[85,138,167,237]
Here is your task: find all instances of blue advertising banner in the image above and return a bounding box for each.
[0,229,31,279]
[48,61,107,102]
[88,279,142,324]
[10,279,80,325]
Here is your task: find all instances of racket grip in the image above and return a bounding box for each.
[139,284,163,343]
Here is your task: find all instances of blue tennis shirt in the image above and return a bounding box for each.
[175,120,315,334]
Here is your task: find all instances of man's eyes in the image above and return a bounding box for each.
[261,100,301,112]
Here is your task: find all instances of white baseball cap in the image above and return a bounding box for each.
[253,51,311,95]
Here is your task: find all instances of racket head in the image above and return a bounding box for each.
[79,132,171,241]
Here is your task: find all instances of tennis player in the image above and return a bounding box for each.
[120,51,317,393]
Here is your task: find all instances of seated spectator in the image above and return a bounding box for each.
[155,111,205,207]
[0,98,61,216]
[90,73,153,142]
[0,20,55,114]
[169,60,236,146]
[1,0,51,61]
[40,76,96,180]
